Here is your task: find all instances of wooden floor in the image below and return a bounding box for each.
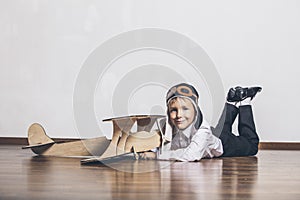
[0,145,300,200]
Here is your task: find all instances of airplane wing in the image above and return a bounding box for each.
[80,152,136,164]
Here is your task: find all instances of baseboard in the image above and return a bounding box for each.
[258,142,300,150]
[0,137,300,150]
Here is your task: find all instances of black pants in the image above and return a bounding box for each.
[212,103,259,157]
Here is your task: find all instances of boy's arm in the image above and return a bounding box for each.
[157,121,218,161]
[157,131,209,161]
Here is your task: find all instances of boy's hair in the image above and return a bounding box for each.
[166,83,203,129]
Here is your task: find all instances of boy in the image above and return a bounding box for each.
[140,83,261,161]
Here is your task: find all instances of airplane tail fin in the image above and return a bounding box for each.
[27,123,54,145]
[22,123,55,153]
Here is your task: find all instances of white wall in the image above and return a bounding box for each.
[1,0,300,142]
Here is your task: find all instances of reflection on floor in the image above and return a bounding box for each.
[0,145,299,200]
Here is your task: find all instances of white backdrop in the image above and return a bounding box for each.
[1,0,299,142]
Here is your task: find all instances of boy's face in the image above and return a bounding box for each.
[168,97,196,130]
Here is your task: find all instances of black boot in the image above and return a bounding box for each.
[227,86,262,102]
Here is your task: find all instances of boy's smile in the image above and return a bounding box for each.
[168,97,196,130]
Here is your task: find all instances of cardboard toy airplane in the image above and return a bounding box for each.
[22,115,166,162]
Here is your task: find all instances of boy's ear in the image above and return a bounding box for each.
[167,108,172,126]
[194,106,203,129]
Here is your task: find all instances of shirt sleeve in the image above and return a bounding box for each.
[158,125,212,162]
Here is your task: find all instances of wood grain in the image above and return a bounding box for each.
[1,145,300,200]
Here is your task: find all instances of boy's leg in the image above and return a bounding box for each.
[214,103,245,157]
[220,86,261,157]
[221,105,259,157]
[212,103,239,138]
[238,105,260,155]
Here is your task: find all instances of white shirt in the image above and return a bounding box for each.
[158,120,223,162]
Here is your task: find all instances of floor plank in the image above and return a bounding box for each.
[0,145,299,200]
